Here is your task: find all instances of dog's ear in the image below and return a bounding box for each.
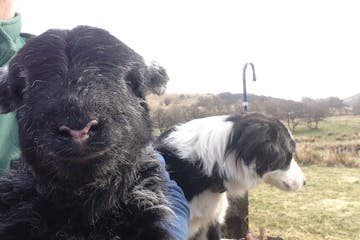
[263,142,281,159]
[145,62,169,95]
[0,63,27,113]
[255,142,281,175]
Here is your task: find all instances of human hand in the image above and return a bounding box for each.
[0,0,15,20]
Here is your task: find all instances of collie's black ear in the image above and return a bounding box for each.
[263,142,281,160]
[256,141,282,175]
[146,62,169,95]
[0,63,27,113]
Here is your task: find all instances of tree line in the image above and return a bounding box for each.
[150,92,357,133]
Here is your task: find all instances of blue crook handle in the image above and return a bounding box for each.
[243,63,256,112]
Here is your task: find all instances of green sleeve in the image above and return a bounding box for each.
[0,14,25,66]
[0,113,20,175]
[0,14,25,174]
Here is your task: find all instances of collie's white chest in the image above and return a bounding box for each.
[188,190,229,238]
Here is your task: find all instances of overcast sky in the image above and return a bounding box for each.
[16,0,360,101]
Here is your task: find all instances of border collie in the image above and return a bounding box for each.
[156,112,306,240]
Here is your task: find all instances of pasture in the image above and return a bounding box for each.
[248,116,360,240]
[249,166,360,240]
[294,116,360,167]
[152,112,360,239]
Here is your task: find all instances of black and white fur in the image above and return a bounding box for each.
[156,113,306,240]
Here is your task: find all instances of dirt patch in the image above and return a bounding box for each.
[320,199,350,211]
[341,176,360,184]
[295,137,316,143]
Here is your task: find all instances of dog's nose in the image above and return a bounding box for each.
[303,179,307,186]
[59,120,98,142]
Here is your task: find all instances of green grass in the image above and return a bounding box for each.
[154,115,360,238]
[292,116,360,143]
[288,116,360,167]
[249,166,360,240]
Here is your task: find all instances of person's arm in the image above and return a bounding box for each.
[0,0,22,175]
[0,0,25,66]
[154,150,190,240]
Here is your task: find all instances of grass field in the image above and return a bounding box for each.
[153,114,360,239]
[247,116,360,239]
[249,166,360,240]
[292,116,360,142]
[292,116,360,168]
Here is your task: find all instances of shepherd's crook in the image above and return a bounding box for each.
[242,62,256,112]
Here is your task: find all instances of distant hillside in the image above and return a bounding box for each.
[343,93,360,106]
[148,92,352,133]
[147,92,305,121]
[147,92,299,110]
[147,93,211,109]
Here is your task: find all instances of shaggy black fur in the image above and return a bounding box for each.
[0,26,172,240]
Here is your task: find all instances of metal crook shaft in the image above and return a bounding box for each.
[243,62,256,112]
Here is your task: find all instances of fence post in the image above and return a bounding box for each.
[221,193,249,239]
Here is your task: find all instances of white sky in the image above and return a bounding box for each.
[16,0,360,101]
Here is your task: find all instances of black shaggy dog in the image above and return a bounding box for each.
[156,113,306,240]
[0,26,173,240]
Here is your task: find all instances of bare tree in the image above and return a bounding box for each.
[302,97,329,129]
[353,98,360,115]
[287,112,301,132]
